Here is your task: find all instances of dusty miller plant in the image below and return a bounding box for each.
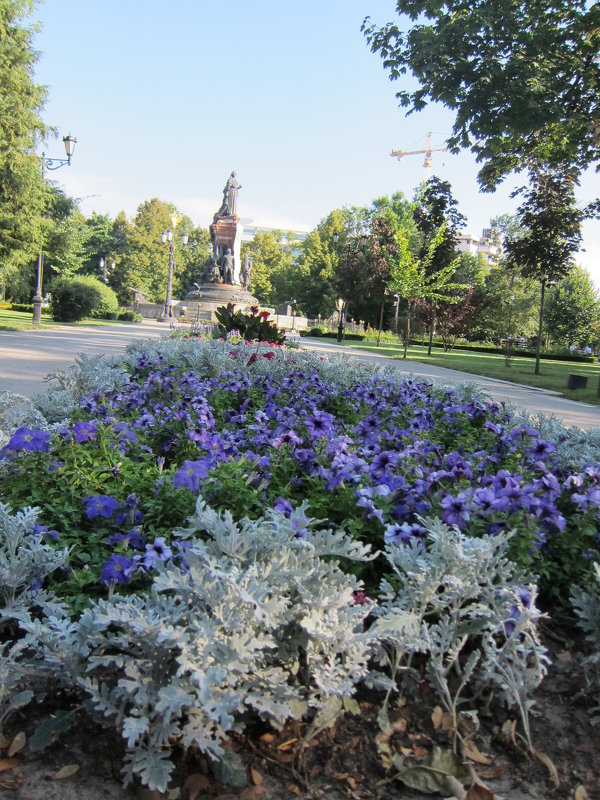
[571,563,600,723]
[0,503,69,729]
[372,517,548,748]
[35,500,378,791]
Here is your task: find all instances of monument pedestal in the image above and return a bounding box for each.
[182,282,259,321]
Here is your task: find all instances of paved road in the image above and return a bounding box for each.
[0,320,165,398]
[0,324,598,431]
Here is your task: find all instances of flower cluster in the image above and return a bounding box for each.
[0,339,598,607]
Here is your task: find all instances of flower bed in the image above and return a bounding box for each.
[0,335,599,793]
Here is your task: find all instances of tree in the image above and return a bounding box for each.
[504,168,600,373]
[363,1,600,189]
[390,223,465,357]
[0,0,49,296]
[295,211,343,319]
[119,199,177,304]
[173,224,211,300]
[413,178,466,354]
[241,231,294,307]
[544,266,600,348]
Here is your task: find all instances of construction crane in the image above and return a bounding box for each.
[391,131,448,182]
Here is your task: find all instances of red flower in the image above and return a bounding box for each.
[260,310,270,320]
[247,353,258,365]
[263,351,275,360]
[250,305,259,314]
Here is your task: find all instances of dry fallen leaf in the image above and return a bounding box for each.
[500,719,517,745]
[412,744,429,758]
[7,732,26,757]
[250,766,263,785]
[463,740,492,766]
[277,737,298,751]
[533,748,560,789]
[575,786,589,800]
[184,773,212,800]
[466,782,495,800]
[0,733,10,750]
[239,786,267,800]
[346,775,357,789]
[287,784,302,797]
[259,732,276,744]
[50,763,80,781]
[431,706,444,730]
[0,758,20,773]
[0,771,24,791]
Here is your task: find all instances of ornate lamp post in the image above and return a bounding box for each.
[159,215,188,321]
[331,230,368,343]
[99,256,115,284]
[32,134,77,325]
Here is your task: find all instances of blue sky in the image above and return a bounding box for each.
[33,0,599,284]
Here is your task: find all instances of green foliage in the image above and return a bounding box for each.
[50,277,103,322]
[363,1,600,188]
[215,303,286,344]
[241,231,294,306]
[544,266,600,347]
[0,0,49,290]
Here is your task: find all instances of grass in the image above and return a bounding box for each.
[336,339,600,406]
[0,308,137,331]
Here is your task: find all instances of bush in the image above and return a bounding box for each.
[9,303,34,313]
[117,310,142,322]
[51,279,103,322]
[215,303,286,344]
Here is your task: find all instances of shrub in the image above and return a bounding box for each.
[117,309,142,322]
[215,303,286,344]
[51,278,103,322]
[9,303,34,313]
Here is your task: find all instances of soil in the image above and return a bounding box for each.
[1,636,598,800]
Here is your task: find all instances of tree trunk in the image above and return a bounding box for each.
[534,280,546,375]
[376,299,385,347]
[427,321,434,356]
[403,304,410,359]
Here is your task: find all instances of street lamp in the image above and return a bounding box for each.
[99,256,116,284]
[331,230,368,343]
[158,216,188,321]
[32,134,77,325]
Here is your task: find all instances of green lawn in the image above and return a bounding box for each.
[341,340,600,405]
[0,309,136,331]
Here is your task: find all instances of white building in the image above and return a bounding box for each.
[239,219,310,247]
[457,228,499,265]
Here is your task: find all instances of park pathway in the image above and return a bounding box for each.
[0,324,598,430]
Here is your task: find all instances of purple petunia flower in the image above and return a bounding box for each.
[272,429,302,448]
[173,458,213,492]
[9,427,51,453]
[84,495,120,519]
[100,554,137,585]
[305,411,335,440]
[72,420,99,443]
[440,490,473,527]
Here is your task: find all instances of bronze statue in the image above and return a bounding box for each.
[240,253,252,289]
[222,248,234,284]
[214,171,241,220]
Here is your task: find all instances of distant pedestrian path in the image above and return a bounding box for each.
[299,339,600,432]
[0,324,598,431]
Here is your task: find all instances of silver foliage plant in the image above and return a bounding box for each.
[30,501,377,791]
[0,503,69,728]
[571,563,600,723]
[372,518,549,748]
